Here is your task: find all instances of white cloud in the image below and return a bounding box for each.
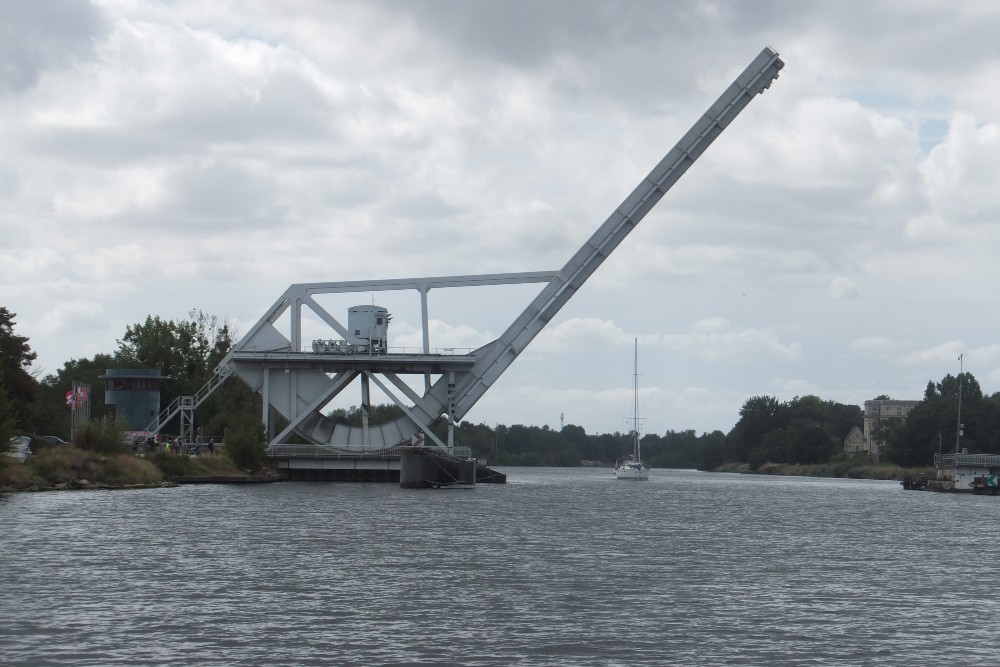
[920,113,1000,225]
[829,276,860,300]
[391,319,495,352]
[902,341,966,366]
[38,299,107,337]
[3,1,1000,434]
[849,336,894,353]
[664,318,802,362]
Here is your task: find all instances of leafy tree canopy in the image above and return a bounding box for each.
[0,307,38,430]
[115,311,233,387]
[0,376,18,454]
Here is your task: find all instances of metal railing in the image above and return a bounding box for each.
[267,443,475,459]
[934,453,1000,467]
[142,366,232,436]
[267,443,404,458]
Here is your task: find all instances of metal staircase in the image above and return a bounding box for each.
[143,365,232,441]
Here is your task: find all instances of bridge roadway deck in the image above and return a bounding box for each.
[229,350,478,374]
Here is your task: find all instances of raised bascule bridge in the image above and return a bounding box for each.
[147,47,784,487]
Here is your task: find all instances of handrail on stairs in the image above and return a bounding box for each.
[142,365,232,436]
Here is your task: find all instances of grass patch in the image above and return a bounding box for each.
[0,461,43,490]
[29,446,97,486]
[0,445,248,491]
[187,455,246,476]
[94,454,164,486]
[148,452,199,477]
[149,451,247,478]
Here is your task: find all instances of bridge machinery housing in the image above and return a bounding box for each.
[161,47,783,481]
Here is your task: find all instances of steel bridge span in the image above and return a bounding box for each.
[146,47,785,484]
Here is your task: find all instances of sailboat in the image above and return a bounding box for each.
[615,339,650,480]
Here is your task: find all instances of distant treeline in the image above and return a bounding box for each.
[437,394,856,469]
[442,371,1000,469]
[5,308,998,471]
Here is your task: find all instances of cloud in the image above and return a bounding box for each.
[664,318,802,362]
[902,341,966,366]
[0,0,107,93]
[534,317,628,352]
[38,299,106,337]
[4,1,1000,436]
[829,276,860,299]
[849,336,894,353]
[920,113,1000,225]
[391,319,496,351]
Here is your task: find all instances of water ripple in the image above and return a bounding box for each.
[3,470,999,665]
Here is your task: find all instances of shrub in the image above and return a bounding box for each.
[148,451,198,477]
[187,455,245,476]
[225,420,266,475]
[74,420,130,455]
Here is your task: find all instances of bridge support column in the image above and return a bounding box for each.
[361,373,371,450]
[447,371,455,454]
[262,368,273,441]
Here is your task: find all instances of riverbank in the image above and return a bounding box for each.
[714,460,934,480]
[0,445,254,493]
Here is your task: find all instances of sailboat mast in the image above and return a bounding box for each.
[633,338,640,460]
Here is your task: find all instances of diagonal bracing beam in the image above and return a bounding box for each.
[450,47,784,418]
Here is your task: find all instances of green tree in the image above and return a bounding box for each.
[884,371,993,466]
[36,354,117,436]
[0,377,18,459]
[74,419,129,455]
[693,430,727,471]
[200,380,262,440]
[728,395,787,462]
[789,423,838,464]
[114,310,234,397]
[938,372,982,403]
[0,307,38,430]
[113,310,237,434]
[225,419,266,475]
[884,399,948,467]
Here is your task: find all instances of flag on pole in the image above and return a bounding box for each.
[66,386,90,408]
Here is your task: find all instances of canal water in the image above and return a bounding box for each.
[2,468,999,666]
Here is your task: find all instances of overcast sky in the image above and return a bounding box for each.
[3,0,999,437]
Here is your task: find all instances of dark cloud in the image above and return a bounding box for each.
[0,0,108,94]
[159,161,287,229]
[373,0,792,111]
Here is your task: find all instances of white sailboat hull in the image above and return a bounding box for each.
[615,461,649,481]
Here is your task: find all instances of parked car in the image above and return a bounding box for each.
[6,436,32,463]
[40,435,68,446]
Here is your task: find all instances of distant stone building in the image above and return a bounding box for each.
[842,426,866,454]
[862,398,921,458]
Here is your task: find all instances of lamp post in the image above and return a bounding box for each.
[955,354,964,455]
